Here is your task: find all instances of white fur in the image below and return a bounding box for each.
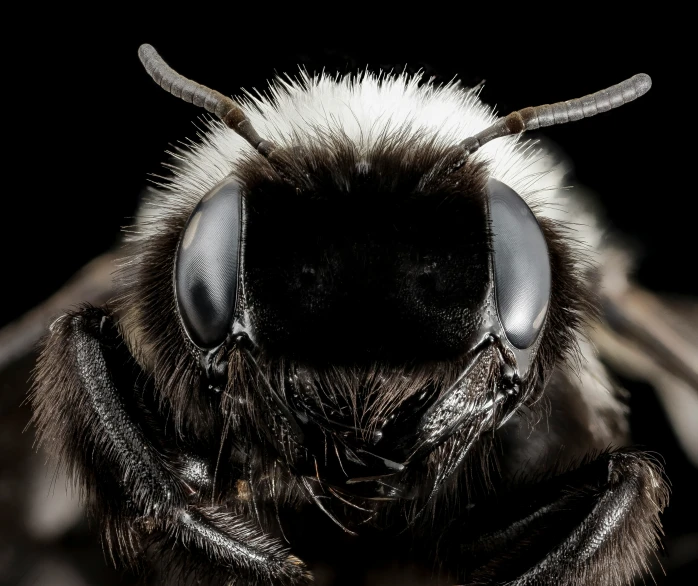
[137,71,595,241]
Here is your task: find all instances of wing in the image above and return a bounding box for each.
[594,280,698,467]
[0,251,118,372]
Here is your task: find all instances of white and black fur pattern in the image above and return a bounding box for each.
[31,68,668,586]
[134,70,621,442]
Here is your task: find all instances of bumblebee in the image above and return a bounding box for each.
[30,45,667,585]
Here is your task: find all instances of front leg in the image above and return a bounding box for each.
[31,305,310,585]
[447,451,668,586]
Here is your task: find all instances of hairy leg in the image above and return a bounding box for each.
[31,305,310,585]
[446,451,668,586]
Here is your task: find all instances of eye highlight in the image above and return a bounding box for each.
[175,179,243,349]
[487,178,551,349]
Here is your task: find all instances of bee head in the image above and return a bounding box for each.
[128,45,650,498]
[168,136,571,493]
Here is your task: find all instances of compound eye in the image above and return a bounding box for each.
[487,178,551,349]
[175,179,243,349]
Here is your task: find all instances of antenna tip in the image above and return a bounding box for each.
[138,44,156,63]
[632,73,652,96]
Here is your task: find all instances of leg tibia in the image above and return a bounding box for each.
[31,306,310,584]
[454,451,668,586]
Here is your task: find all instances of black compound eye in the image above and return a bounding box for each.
[487,178,551,349]
[175,179,243,349]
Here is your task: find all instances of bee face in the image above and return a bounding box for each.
[124,51,644,491]
[164,139,573,491]
[173,137,558,372]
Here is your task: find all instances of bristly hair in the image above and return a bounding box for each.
[129,69,601,239]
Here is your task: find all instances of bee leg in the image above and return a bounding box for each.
[30,305,311,585]
[450,450,668,586]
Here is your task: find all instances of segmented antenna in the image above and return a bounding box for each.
[138,44,276,157]
[460,74,652,155]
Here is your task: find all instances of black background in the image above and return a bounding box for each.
[4,12,696,584]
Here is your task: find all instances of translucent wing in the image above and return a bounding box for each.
[0,251,118,372]
[594,281,698,466]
